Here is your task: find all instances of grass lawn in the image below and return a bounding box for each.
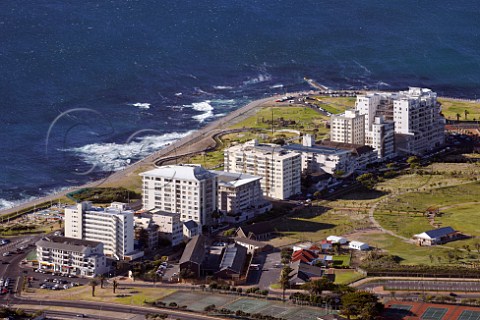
[26,285,175,306]
[333,270,364,285]
[267,206,371,247]
[188,149,225,169]
[377,182,480,214]
[374,211,433,239]
[437,204,480,237]
[438,97,480,121]
[351,232,452,265]
[310,96,356,114]
[332,255,351,268]
[229,106,329,135]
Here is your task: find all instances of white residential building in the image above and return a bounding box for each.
[210,171,271,223]
[224,140,301,200]
[149,210,184,246]
[134,215,159,250]
[366,116,395,158]
[393,87,445,154]
[283,135,377,176]
[64,202,137,260]
[140,165,217,230]
[36,236,109,277]
[354,87,444,156]
[330,110,365,145]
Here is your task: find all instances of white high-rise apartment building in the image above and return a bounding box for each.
[393,87,445,154]
[354,92,396,158]
[140,165,217,229]
[224,140,301,200]
[330,110,365,145]
[64,202,135,260]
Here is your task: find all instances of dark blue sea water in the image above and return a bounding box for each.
[1,1,479,209]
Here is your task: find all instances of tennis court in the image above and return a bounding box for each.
[160,291,236,312]
[458,310,480,320]
[383,304,413,319]
[421,307,448,320]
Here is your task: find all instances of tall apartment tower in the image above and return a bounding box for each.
[64,202,135,260]
[354,92,397,158]
[393,87,445,154]
[330,110,365,145]
[223,140,301,200]
[140,165,217,230]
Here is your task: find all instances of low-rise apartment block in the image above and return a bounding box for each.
[211,171,271,223]
[36,236,108,277]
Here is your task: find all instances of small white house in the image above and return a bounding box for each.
[326,235,348,245]
[349,241,369,251]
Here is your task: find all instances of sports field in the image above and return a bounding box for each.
[159,291,335,320]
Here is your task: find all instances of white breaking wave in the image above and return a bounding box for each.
[175,92,183,96]
[0,198,15,210]
[270,84,284,89]
[130,102,151,109]
[65,131,195,172]
[243,73,272,86]
[213,85,233,90]
[185,100,214,123]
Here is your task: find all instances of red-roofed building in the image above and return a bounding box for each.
[291,249,318,265]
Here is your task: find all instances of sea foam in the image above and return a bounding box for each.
[130,102,151,109]
[65,131,195,172]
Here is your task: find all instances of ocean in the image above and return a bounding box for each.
[0,1,479,209]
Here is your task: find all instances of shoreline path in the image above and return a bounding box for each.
[0,94,285,217]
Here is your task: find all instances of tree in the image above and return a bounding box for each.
[406,156,420,169]
[465,109,469,120]
[279,265,294,302]
[99,275,106,289]
[112,279,119,294]
[301,277,334,297]
[89,279,98,297]
[356,173,378,190]
[456,113,461,122]
[179,268,195,282]
[341,291,383,320]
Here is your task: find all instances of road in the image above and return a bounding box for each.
[8,296,226,320]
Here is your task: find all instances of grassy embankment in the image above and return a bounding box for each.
[438,98,480,121]
[24,285,175,306]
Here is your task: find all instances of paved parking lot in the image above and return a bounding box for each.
[247,251,282,289]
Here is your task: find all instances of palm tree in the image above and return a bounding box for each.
[98,275,106,289]
[112,279,119,294]
[89,279,98,297]
[464,109,469,120]
[279,265,293,302]
[456,113,461,122]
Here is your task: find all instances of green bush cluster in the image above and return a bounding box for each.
[69,187,141,203]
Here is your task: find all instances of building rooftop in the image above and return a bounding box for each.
[140,165,215,182]
[218,244,247,274]
[283,143,351,156]
[210,171,262,188]
[36,236,102,253]
[183,220,198,231]
[415,226,457,239]
[179,235,207,265]
[228,140,298,159]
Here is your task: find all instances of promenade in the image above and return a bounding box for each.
[0,95,281,217]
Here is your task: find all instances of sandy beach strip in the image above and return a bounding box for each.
[0,94,285,217]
